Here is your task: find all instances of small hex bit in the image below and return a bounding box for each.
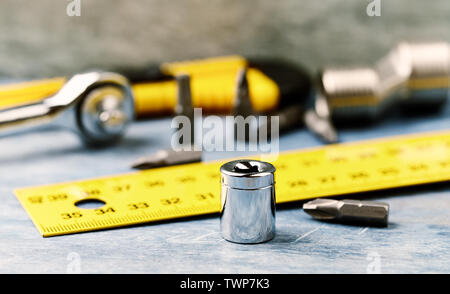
[131,149,202,170]
[233,67,253,118]
[174,74,195,146]
[303,199,389,227]
[233,67,255,143]
[303,109,338,144]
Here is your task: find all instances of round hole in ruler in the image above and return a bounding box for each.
[75,198,106,209]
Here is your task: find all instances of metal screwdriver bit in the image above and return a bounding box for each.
[303,109,339,144]
[233,67,253,117]
[233,67,256,143]
[131,149,202,170]
[303,199,389,227]
[174,74,195,146]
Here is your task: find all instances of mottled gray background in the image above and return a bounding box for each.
[1,1,450,274]
[0,0,449,78]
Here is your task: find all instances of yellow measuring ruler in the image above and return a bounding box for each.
[14,130,450,237]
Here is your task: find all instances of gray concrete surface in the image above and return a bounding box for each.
[2,92,450,273]
[0,0,449,78]
[1,0,450,274]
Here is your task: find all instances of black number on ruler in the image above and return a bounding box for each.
[439,160,450,168]
[379,167,399,175]
[161,197,181,205]
[302,160,319,167]
[208,172,220,179]
[61,212,82,220]
[128,202,149,210]
[146,180,165,187]
[85,189,101,196]
[409,164,428,171]
[274,163,287,170]
[28,196,43,204]
[113,184,131,192]
[350,172,369,179]
[48,193,68,201]
[319,175,336,184]
[290,180,308,187]
[386,148,404,156]
[177,176,196,183]
[95,207,116,215]
[196,192,215,200]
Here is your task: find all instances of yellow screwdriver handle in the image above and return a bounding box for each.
[0,56,281,117]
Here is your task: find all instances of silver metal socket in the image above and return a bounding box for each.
[220,159,276,244]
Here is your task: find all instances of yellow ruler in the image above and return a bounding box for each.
[14,130,450,237]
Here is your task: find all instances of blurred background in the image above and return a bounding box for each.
[0,0,449,79]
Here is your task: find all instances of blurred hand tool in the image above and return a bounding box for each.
[131,149,202,170]
[257,106,338,143]
[317,42,450,122]
[303,199,389,227]
[233,67,337,143]
[133,74,202,170]
[0,72,134,145]
[0,56,311,119]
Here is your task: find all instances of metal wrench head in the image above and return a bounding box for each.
[0,71,135,146]
[73,72,135,145]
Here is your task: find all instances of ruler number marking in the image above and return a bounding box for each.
[195,192,215,201]
[113,184,131,192]
[350,172,369,180]
[319,176,336,184]
[61,212,83,220]
[177,176,196,183]
[84,188,101,196]
[289,180,308,188]
[95,207,116,215]
[28,196,43,204]
[161,197,181,205]
[128,202,150,210]
[146,180,165,187]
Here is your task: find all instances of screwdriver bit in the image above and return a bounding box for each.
[233,67,254,117]
[303,199,389,227]
[233,67,256,143]
[303,109,338,143]
[131,149,202,170]
[174,74,195,146]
